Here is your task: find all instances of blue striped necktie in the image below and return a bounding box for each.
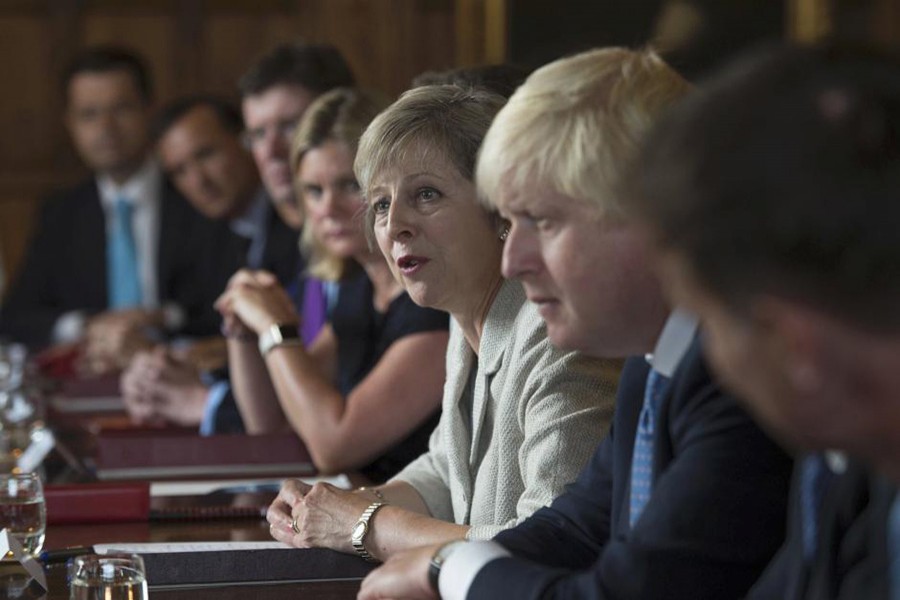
[800,454,834,561]
[107,196,142,308]
[629,368,668,527]
[889,494,900,600]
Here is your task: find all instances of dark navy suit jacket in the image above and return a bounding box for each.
[0,178,214,346]
[198,201,301,435]
[189,198,299,309]
[749,460,895,599]
[469,338,793,599]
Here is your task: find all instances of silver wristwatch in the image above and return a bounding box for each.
[350,501,386,561]
[258,323,302,356]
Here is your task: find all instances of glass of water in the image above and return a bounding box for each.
[69,553,148,600]
[0,472,45,559]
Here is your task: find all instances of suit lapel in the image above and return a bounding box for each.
[80,183,108,304]
[156,181,181,300]
[443,323,476,504]
[468,280,522,470]
[469,341,503,468]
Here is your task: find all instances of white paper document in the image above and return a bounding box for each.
[149,473,352,497]
[94,541,292,554]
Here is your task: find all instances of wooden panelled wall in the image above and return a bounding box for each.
[0,0,476,289]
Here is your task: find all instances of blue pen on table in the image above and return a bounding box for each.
[39,546,94,564]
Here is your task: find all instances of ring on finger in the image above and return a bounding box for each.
[291,516,301,534]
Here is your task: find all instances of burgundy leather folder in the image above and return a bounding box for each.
[92,432,316,481]
[45,482,150,524]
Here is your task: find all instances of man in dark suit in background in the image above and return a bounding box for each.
[154,97,298,289]
[634,43,900,599]
[120,96,298,429]
[238,42,355,230]
[0,47,213,371]
[358,47,791,600]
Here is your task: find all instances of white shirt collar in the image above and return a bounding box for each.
[825,450,848,474]
[646,309,699,377]
[96,157,161,210]
[229,187,269,238]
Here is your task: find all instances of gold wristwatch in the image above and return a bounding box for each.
[350,501,386,561]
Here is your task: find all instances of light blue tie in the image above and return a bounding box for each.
[629,368,668,527]
[107,197,142,308]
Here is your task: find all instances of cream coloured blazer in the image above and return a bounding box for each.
[393,279,618,539]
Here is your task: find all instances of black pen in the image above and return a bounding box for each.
[39,546,94,564]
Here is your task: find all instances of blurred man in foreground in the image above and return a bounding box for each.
[634,43,900,599]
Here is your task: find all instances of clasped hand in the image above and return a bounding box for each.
[215,269,299,336]
[267,480,371,554]
[81,308,159,374]
[120,346,208,426]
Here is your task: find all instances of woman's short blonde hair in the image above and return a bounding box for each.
[477,47,691,217]
[290,87,388,281]
[355,85,506,206]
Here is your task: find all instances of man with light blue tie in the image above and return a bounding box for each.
[634,43,900,600]
[118,95,299,431]
[358,47,792,600]
[0,46,214,371]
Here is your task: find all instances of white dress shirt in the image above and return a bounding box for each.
[52,158,163,342]
[96,158,163,308]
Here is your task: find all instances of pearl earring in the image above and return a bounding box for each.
[499,225,510,241]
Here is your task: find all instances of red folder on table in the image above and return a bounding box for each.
[45,482,273,524]
[92,432,316,481]
[45,482,150,524]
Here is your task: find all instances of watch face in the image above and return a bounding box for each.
[352,521,367,541]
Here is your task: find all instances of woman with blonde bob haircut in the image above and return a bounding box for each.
[217,88,449,483]
[266,83,617,562]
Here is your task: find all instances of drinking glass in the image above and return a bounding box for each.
[0,473,45,559]
[68,553,149,600]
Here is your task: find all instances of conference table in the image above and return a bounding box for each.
[39,520,363,600]
[5,374,369,599]
[39,519,363,600]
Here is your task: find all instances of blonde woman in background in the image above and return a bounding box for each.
[217,88,449,482]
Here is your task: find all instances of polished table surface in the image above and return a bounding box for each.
[1,375,367,599]
[27,506,364,599]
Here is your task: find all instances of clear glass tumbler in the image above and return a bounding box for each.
[69,553,149,600]
[0,472,45,559]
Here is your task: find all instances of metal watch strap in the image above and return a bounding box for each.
[258,323,302,356]
[351,501,386,562]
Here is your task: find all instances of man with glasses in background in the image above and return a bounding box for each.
[239,42,355,230]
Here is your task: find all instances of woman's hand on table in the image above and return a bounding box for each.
[267,480,370,553]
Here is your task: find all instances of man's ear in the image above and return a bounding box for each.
[751,296,827,397]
